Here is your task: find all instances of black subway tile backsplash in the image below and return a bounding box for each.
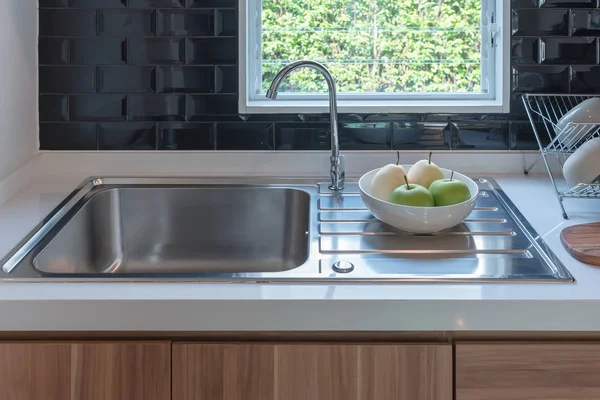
[189,0,236,7]
[39,95,69,122]
[217,123,274,150]
[215,10,237,37]
[39,38,68,65]
[128,94,187,121]
[513,66,571,93]
[340,123,392,151]
[186,94,238,118]
[39,123,97,150]
[158,66,214,93]
[512,0,537,6]
[37,0,600,150]
[571,65,600,92]
[512,38,538,64]
[510,121,550,149]
[159,122,215,149]
[39,66,96,93]
[98,66,157,93]
[540,0,599,7]
[70,94,127,122]
[571,9,600,35]
[39,0,68,7]
[539,37,599,64]
[216,66,237,93]
[275,123,330,150]
[392,122,427,150]
[98,123,157,150]
[157,10,214,36]
[129,0,185,7]
[510,94,531,119]
[39,9,96,36]
[513,9,570,36]
[394,123,448,150]
[453,122,510,150]
[69,38,127,65]
[98,10,157,36]
[186,38,237,64]
[128,38,186,65]
[70,0,127,7]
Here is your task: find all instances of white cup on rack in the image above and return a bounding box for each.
[555,97,600,147]
[563,137,600,189]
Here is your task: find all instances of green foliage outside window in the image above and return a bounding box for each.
[261,0,482,94]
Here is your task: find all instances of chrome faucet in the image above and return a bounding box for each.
[266,60,345,191]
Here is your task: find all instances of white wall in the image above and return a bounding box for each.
[0,0,38,180]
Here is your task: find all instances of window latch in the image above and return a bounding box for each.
[489,12,499,48]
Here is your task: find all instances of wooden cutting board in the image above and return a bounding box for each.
[561,222,600,266]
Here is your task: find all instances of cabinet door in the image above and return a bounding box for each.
[0,341,170,400]
[172,343,452,400]
[456,342,600,400]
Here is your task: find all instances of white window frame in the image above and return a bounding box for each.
[239,0,510,114]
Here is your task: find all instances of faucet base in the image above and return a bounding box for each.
[329,154,345,191]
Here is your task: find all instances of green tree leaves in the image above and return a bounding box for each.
[261,0,482,94]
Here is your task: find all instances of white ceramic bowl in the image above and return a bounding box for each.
[359,167,479,234]
[563,136,600,188]
[555,97,600,146]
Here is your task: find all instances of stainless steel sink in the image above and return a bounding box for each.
[33,186,310,275]
[0,177,574,283]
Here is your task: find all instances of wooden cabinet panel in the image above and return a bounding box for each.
[0,342,71,400]
[456,342,600,400]
[359,344,452,400]
[173,343,275,400]
[0,341,170,400]
[274,345,359,400]
[71,342,171,400]
[172,343,452,400]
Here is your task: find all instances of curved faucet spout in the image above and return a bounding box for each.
[266,60,345,191]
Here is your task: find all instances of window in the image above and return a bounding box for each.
[239,0,510,114]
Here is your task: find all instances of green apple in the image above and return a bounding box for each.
[389,182,434,207]
[429,175,471,206]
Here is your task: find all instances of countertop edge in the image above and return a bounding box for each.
[1,298,599,332]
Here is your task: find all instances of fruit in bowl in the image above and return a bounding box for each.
[428,171,472,207]
[406,152,444,189]
[370,152,407,201]
[359,153,479,233]
[390,177,434,207]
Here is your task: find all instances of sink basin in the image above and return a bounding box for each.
[0,177,574,283]
[33,186,310,275]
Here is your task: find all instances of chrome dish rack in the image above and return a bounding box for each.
[522,94,600,219]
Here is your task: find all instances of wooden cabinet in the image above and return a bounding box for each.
[0,341,170,400]
[172,343,452,400]
[456,342,600,400]
[21,338,600,400]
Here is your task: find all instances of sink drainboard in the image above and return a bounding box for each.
[316,179,572,282]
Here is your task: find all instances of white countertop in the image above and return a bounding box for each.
[1,152,600,332]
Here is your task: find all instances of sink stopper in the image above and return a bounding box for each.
[332,261,354,273]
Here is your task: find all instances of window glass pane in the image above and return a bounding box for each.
[260,0,484,95]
